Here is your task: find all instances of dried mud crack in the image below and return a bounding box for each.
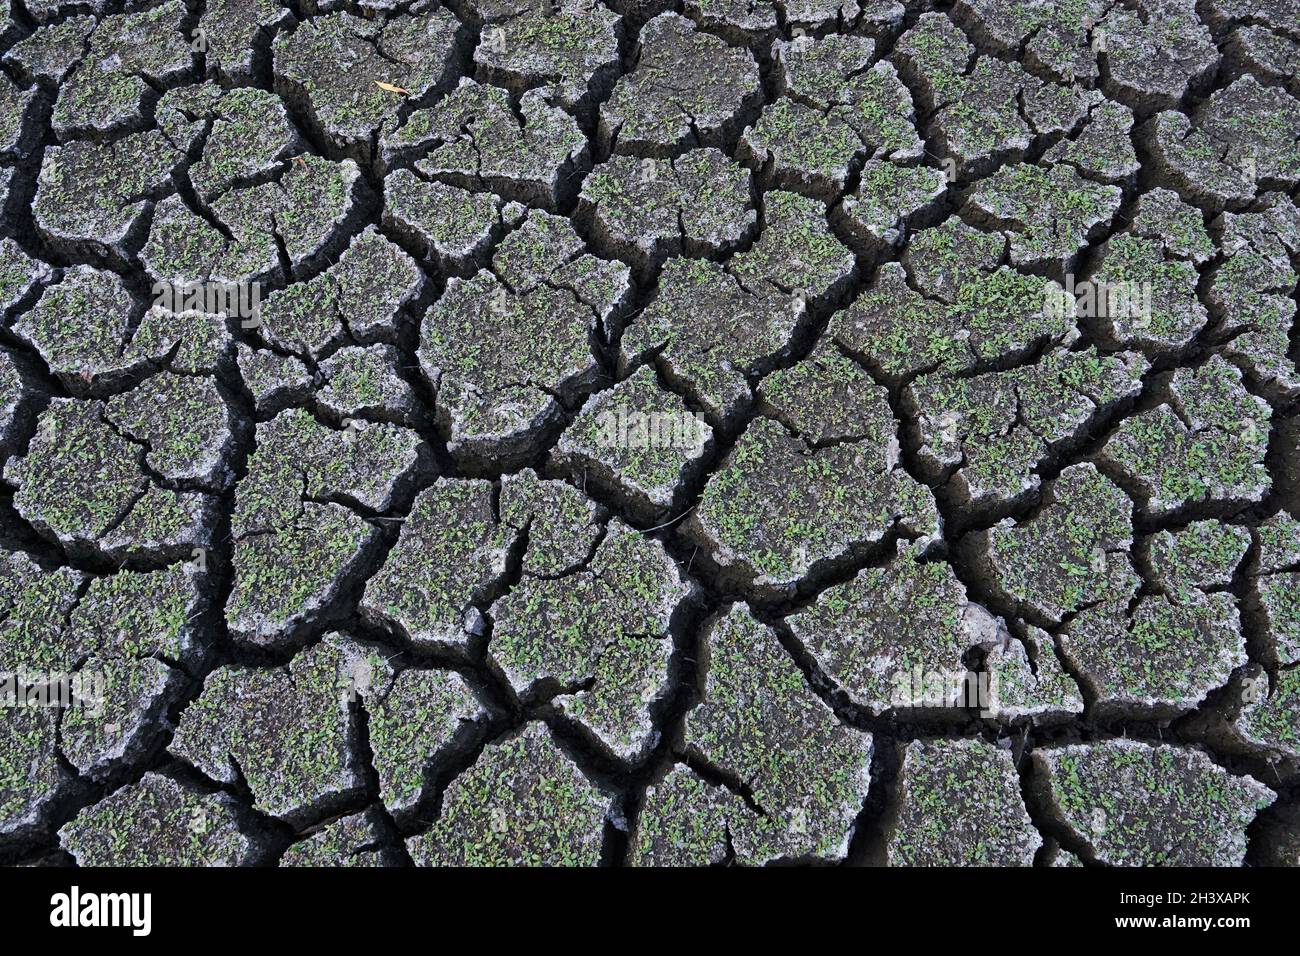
[1,0,1299,868]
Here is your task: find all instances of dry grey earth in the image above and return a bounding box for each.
[1,0,1299,867]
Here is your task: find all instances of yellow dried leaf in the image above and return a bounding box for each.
[374,81,410,95]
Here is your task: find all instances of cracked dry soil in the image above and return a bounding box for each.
[1,0,1299,868]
